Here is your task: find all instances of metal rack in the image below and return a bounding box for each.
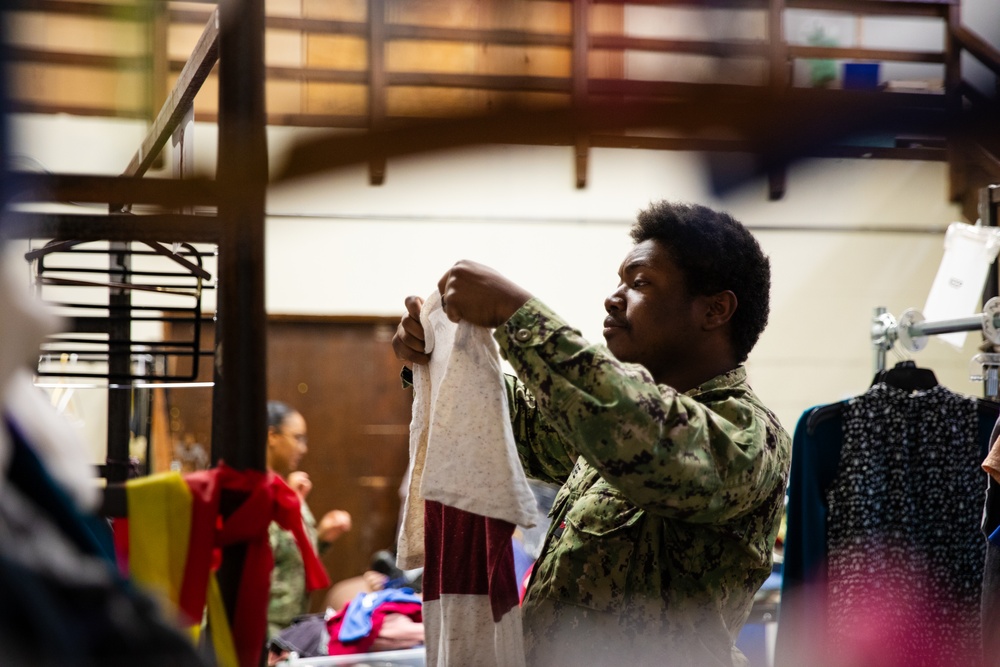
[28,239,213,383]
[1,1,268,650]
[870,299,1000,376]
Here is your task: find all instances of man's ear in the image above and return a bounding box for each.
[702,290,737,330]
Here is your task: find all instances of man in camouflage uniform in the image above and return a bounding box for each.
[393,201,791,666]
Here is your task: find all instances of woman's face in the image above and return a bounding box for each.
[266,410,308,477]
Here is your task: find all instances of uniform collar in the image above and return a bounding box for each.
[684,365,746,399]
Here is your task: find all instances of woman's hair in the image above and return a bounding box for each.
[266,400,297,430]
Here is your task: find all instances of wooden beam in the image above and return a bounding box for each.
[6,46,146,70]
[171,8,369,37]
[945,3,963,202]
[969,142,1000,178]
[169,59,370,85]
[121,8,220,179]
[766,0,787,199]
[172,9,570,48]
[369,0,387,185]
[274,87,953,185]
[572,0,590,189]
[7,172,217,207]
[211,0,268,642]
[591,35,768,58]
[10,0,146,21]
[147,1,169,126]
[387,72,571,92]
[591,0,768,7]
[0,213,221,243]
[783,0,952,18]
[213,0,267,472]
[7,100,147,119]
[952,23,1000,77]
[788,45,944,63]
[388,23,571,47]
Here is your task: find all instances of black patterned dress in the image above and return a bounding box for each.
[826,383,984,667]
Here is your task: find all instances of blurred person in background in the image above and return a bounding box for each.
[266,400,352,638]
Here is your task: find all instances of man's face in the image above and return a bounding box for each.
[602,239,702,383]
[267,410,308,477]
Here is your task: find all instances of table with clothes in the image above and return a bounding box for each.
[268,588,424,665]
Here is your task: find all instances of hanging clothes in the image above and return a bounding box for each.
[0,412,207,667]
[0,257,204,667]
[978,420,1000,666]
[398,290,537,667]
[778,382,996,667]
[115,465,330,667]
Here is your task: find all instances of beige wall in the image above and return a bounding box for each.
[7,113,987,438]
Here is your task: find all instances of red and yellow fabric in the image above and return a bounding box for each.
[118,464,330,667]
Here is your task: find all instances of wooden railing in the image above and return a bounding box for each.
[5,0,998,198]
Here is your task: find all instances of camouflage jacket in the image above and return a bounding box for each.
[267,501,319,638]
[494,299,791,667]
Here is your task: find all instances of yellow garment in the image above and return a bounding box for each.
[207,571,239,667]
[127,472,192,610]
[125,471,237,667]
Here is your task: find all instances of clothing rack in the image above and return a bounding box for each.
[0,0,269,650]
[871,299,1000,376]
[872,185,1000,376]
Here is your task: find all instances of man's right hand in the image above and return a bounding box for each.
[391,295,430,365]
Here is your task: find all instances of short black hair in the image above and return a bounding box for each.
[630,201,771,363]
[267,400,297,430]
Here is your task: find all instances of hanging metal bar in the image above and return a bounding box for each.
[871,303,1000,375]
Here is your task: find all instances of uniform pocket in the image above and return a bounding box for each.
[546,484,642,612]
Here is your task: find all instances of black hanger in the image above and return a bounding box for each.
[978,397,1000,421]
[871,360,938,391]
[806,400,847,436]
[808,366,999,436]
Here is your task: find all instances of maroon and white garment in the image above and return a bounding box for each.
[398,290,537,666]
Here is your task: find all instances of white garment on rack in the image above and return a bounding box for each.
[0,254,98,511]
[396,289,537,568]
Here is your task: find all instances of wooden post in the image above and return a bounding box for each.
[214,0,268,661]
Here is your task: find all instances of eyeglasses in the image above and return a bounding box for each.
[278,430,308,446]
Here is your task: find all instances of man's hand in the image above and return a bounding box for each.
[287,470,312,499]
[318,509,352,544]
[391,295,430,365]
[392,262,531,365]
[437,260,532,328]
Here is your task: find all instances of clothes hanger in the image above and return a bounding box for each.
[806,400,847,436]
[26,239,212,281]
[871,359,938,391]
[807,360,939,435]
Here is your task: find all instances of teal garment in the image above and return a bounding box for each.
[494,298,791,667]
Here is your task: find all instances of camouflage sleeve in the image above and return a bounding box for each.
[495,297,784,523]
[503,372,579,485]
[268,521,307,633]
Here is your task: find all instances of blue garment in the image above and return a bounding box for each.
[774,405,843,667]
[338,588,422,642]
[6,416,116,563]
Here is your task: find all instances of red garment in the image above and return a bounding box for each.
[421,500,522,666]
[327,601,424,655]
[112,465,329,667]
[182,464,330,667]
